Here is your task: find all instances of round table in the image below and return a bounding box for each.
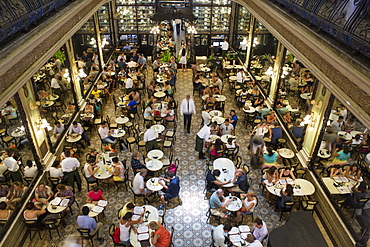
[115,116,129,124]
[209,110,222,117]
[212,116,225,125]
[243,106,257,113]
[300,93,312,100]
[224,65,234,69]
[201,67,211,72]
[154,91,166,98]
[42,101,54,108]
[81,113,94,120]
[94,162,113,180]
[11,130,25,138]
[234,65,244,69]
[151,125,165,134]
[146,159,163,171]
[202,94,226,102]
[213,158,235,187]
[225,196,242,211]
[338,131,352,141]
[266,178,315,196]
[350,131,362,138]
[117,101,128,107]
[208,135,220,142]
[130,205,159,247]
[66,134,82,143]
[221,135,236,144]
[46,94,59,101]
[229,76,237,81]
[278,148,295,159]
[111,129,126,138]
[156,78,166,83]
[318,148,331,159]
[146,178,164,191]
[147,149,164,160]
[47,198,68,213]
[84,203,105,218]
[255,76,262,81]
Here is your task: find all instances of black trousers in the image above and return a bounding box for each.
[183,114,192,132]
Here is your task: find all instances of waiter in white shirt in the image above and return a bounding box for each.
[180,95,196,134]
[69,121,91,147]
[125,76,134,94]
[221,38,229,58]
[195,123,215,159]
[61,150,82,191]
[144,124,158,151]
[213,224,232,247]
[236,70,246,84]
[50,74,61,96]
[3,149,22,182]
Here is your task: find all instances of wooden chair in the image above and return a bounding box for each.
[24,220,42,240]
[77,228,95,247]
[350,198,370,217]
[42,217,62,238]
[109,224,127,246]
[280,201,295,221]
[300,200,319,214]
[234,156,242,169]
[128,180,148,205]
[295,168,306,178]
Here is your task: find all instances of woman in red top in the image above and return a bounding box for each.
[86,186,107,205]
[149,221,171,247]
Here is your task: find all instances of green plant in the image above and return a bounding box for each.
[208,54,215,60]
[225,53,236,60]
[160,50,171,63]
[54,50,66,66]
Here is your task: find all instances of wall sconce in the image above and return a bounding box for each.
[36,119,52,134]
[265,67,274,77]
[89,37,109,49]
[281,65,290,78]
[252,37,259,47]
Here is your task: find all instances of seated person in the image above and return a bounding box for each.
[209,189,232,218]
[119,212,143,245]
[279,167,296,180]
[225,138,239,153]
[345,164,362,181]
[23,160,37,177]
[245,234,263,247]
[220,119,234,135]
[277,184,293,210]
[203,86,212,95]
[213,85,221,95]
[54,184,74,207]
[131,151,147,173]
[7,181,28,210]
[126,95,137,114]
[266,111,276,124]
[23,202,46,225]
[84,158,99,182]
[0,185,9,200]
[144,102,154,120]
[206,169,231,192]
[133,169,151,196]
[210,139,224,159]
[77,206,104,243]
[35,183,53,205]
[330,165,344,178]
[49,160,64,183]
[262,146,280,167]
[108,157,126,186]
[98,121,116,144]
[332,145,351,165]
[253,217,268,243]
[346,134,362,145]
[148,221,171,247]
[163,106,175,127]
[118,202,135,219]
[262,166,278,202]
[229,169,249,194]
[0,202,11,220]
[84,103,94,114]
[65,103,76,114]
[236,191,257,223]
[345,181,368,208]
[53,121,65,138]
[213,224,232,247]
[283,111,292,124]
[86,186,107,204]
[157,171,180,210]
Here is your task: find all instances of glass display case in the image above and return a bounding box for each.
[213,0,231,5]
[98,5,110,33]
[117,6,137,32]
[194,6,211,32]
[137,6,154,32]
[119,34,138,45]
[255,19,268,32]
[238,6,251,32]
[193,0,211,4]
[116,0,135,5]
[137,0,155,4]
[211,7,231,32]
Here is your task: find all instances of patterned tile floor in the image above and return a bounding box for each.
[22,67,299,247]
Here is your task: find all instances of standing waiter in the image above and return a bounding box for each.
[180,95,196,134]
[195,123,215,159]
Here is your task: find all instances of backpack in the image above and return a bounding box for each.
[168,163,177,174]
[112,227,120,243]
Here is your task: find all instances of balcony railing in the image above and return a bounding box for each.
[0,0,71,44]
[270,0,370,59]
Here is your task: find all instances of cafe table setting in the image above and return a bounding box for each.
[115,115,129,125]
[130,205,159,247]
[47,197,69,214]
[278,148,295,159]
[266,178,315,196]
[221,134,236,144]
[111,128,126,138]
[84,200,108,219]
[225,195,242,212]
[227,225,252,247]
[94,156,113,180]
[146,177,164,191]
[66,133,82,143]
[147,149,164,160]
[213,158,235,187]
[322,177,358,194]
[337,131,352,141]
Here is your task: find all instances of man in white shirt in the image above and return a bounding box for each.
[180,95,196,134]
[221,39,229,57]
[195,123,215,159]
[202,108,212,126]
[246,234,263,247]
[339,105,348,121]
[125,76,134,94]
[69,121,91,147]
[50,74,61,95]
[4,150,22,182]
[98,121,116,144]
[24,160,37,177]
[49,160,64,183]
[212,75,223,90]
[144,124,158,151]
[152,57,160,74]
[127,58,137,70]
[236,70,246,84]
[329,116,344,133]
[53,121,64,138]
[220,119,234,135]
[133,169,150,195]
[61,150,82,191]
[253,217,268,243]
[213,224,232,247]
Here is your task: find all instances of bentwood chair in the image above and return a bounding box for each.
[300,200,319,214]
[280,201,295,221]
[77,228,95,247]
[109,224,127,246]
[24,220,42,240]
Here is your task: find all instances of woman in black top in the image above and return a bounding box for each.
[279,167,296,180]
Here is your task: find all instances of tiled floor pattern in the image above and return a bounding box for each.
[20,66,336,246]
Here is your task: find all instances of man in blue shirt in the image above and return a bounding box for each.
[137,53,147,71]
[77,206,104,243]
[229,110,238,129]
[127,95,137,113]
[209,189,232,218]
[157,171,180,209]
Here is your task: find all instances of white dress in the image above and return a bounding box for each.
[179,49,187,65]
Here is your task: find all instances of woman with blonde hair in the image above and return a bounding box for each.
[148,221,171,247]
